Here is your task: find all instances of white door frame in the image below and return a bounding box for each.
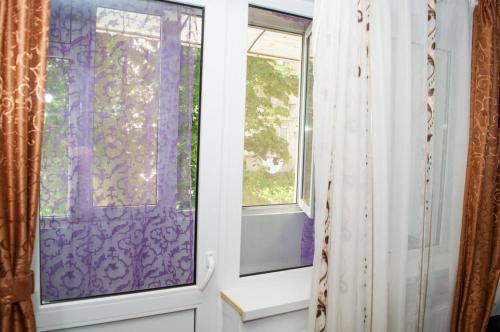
[33,0,226,330]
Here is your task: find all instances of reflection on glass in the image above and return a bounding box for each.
[301,35,313,207]
[40,58,70,217]
[243,27,302,206]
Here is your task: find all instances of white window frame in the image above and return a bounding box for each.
[241,4,314,218]
[219,0,313,290]
[297,25,314,218]
[32,0,227,330]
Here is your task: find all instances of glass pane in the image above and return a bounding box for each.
[40,58,70,217]
[39,0,203,303]
[301,35,313,207]
[242,26,302,206]
[240,7,313,277]
[92,7,161,207]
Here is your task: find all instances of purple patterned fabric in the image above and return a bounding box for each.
[39,0,202,302]
[300,215,314,265]
[272,12,311,30]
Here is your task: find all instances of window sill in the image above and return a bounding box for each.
[220,267,312,322]
[242,204,303,217]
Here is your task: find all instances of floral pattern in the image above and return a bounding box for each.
[416,0,437,329]
[39,0,202,302]
[451,1,500,331]
[312,0,372,330]
[0,0,50,330]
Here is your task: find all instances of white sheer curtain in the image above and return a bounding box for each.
[388,1,472,331]
[308,0,390,330]
[309,0,473,331]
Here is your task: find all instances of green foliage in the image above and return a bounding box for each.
[40,58,69,217]
[243,168,295,206]
[179,46,201,207]
[190,48,201,200]
[244,56,299,162]
[45,59,69,118]
[242,56,299,205]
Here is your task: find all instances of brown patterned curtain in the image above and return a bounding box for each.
[451,1,500,331]
[0,0,50,331]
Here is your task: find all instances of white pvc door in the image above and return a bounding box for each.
[33,0,226,330]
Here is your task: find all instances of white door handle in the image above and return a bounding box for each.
[198,251,215,291]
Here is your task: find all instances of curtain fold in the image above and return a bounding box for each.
[451,1,500,331]
[309,0,472,331]
[0,0,50,331]
[308,0,387,330]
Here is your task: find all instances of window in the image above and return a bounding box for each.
[298,32,314,217]
[240,7,313,276]
[242,7,312,207]
[39,0,203,303]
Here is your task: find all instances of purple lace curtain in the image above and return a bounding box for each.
[39,0,202,302]
[300,215,314,265]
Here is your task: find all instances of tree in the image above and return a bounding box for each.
[244,56,299,162]
[243,56,300,206]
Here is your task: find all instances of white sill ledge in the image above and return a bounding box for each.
[241,204,303,217]
[220,267,312,322]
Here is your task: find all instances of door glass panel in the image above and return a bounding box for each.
[39,0,203,303]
